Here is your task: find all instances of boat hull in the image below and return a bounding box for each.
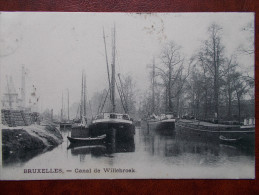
[176,120,220,143]
[89,121,135,141]
[176,120,255,146]
[147,119,175,135]
[71,127,89,138]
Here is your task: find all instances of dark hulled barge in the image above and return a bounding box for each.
[176,119,255,146]
[89,113,135,141]
[146,113,176,135]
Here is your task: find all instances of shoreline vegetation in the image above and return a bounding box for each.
[2,121,63,165]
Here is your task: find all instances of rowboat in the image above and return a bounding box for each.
[67,134,106,144]
[219,135,242,143]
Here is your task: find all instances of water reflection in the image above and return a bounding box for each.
[49,125,256,163]
[2,147,55,167]
[2,124,254,178]
[140,122,254,167]
[67,139,135,161]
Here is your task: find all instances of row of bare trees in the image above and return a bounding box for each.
[139,23,254,123]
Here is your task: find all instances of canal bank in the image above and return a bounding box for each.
[2,122,63,165]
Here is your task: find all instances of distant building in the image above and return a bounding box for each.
[1,76,22,110]
[1,66,39,112]
[1,92,21,109]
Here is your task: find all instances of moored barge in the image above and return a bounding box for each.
[176,119,255,146]
[89,113,135,141]
[147,113,176,134]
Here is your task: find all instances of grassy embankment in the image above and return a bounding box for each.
[2,121,63,165]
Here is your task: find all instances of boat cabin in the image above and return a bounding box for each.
[94,113,131,121]
[160,113,174,120]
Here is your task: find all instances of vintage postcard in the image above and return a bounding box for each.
[0,12,255,180]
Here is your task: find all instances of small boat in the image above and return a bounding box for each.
[67,144,106,151]
[219,127,255,146]
[219,135,242,143]
[67,134,106,144]
[70,71,89,140]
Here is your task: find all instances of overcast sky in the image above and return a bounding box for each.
[0,12,254,114]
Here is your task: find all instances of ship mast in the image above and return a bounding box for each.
[79,70,87,119]
[111,26,116,113]
[80,71,84,120]
[61,92,64,121]
[152,58,155,114]
[83,72,87,116]
[67,89,70,121]
[21,65,26,109]
[103,28,111,101]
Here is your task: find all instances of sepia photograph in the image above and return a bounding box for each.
[0,12,255,179]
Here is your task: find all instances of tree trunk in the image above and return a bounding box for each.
[214,56,219,121]
[165,87,168,112]
[204,88,208,119]
[168,66,173,112]
[237,93,241,124]
[227,87,232,120]
[176,95,180,117]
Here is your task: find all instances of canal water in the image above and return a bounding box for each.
[2,124,255,179]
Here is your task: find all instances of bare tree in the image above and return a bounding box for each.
[200,23,225,121]
[233,73,249,123]
[116,74,137,117]
[196,51,214,119]
[237,22,255,85]
[222,56,238,120]
[157,41,185,113]
[238,22,254,55]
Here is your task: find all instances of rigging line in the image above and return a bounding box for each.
[111,25,116,113]
[100,88,110,113]
[97,90,105,114]
[117,73,128,113]
[115,78,127,113]
[103,27,112,101]
[89,100,93,119]
[115,46,120,75]
[76,104,80,119]
[115,79,126,113]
